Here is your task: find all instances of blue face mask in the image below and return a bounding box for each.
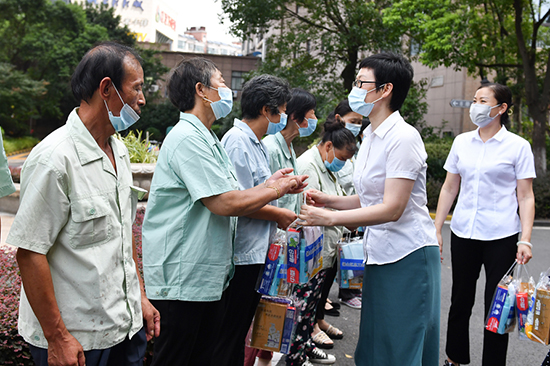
[345,122,361,137]
[266,112,288,135]
[297,118,318,137]
[104,84,140,132]
[348,85,385,117]
[205,86,233,120]
[324,147,346,172]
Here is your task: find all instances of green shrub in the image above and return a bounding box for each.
[131,101,179,142]
[2,136,39,155]
[115,130,158,164]
[425,139,453,182]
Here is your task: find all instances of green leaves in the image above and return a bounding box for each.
[222,0,428,137]
[0,63,47,137]
[0,1,167,138]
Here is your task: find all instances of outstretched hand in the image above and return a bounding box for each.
[304,189,330,208]
[298,204,333,227]
[266,168,308,196]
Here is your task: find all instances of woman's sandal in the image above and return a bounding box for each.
[324,301,340,317]
[323,324,344,340]
[327,298,341,310]
[312,331,334,349]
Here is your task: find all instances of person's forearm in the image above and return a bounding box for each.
[16,249,68,341]
[325,194,361,210]
[325,203,404,228]
[203,186,278,217]
[434,189,457,233]
[518,195,535,243]
[247,204,282,221]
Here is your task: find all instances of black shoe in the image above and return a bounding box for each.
[444,360,459,366]
[325,307,340,317]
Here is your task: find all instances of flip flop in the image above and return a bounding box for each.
[323,324,344,340]
[312,330,334,349]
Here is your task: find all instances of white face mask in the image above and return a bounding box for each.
[469,103,501,128]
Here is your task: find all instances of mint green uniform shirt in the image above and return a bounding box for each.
[143,113,239,302]
[0,132,16,197]
[7,109,143,350]
[263,132,302,214]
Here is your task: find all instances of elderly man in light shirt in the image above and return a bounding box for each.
[7,42,160,366]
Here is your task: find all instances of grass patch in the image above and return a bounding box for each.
[3,136,39,155]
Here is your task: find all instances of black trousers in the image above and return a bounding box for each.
[445,232,518,365]
[212,264,264,366]
[315,266,337,321]
[29,328,147,366]
[150,299,224,366]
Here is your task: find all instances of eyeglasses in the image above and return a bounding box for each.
[353,80,377,88]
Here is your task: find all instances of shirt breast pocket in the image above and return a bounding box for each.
[69,197,112,249]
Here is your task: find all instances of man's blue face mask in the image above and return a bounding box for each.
[104,84,140,132]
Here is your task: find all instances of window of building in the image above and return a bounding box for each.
[195,44,203,52]
[231,71,245,91]
[430,75,444,88]
[178,40,185,49]
[208,47,216,54]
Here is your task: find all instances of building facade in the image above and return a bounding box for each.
[82,0,178,49]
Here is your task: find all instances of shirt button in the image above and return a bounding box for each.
[89,208,96,215]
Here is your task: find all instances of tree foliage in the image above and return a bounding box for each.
[221,0,429,136]
[0,63,48,136]
[384,0,550,175]
[0,0,168,138]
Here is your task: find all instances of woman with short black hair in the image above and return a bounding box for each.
[142,58,307,365]
[299,52,441,365]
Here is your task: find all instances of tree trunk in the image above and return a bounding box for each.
[513,0,548,176]
[341,49,358,92]
[528,104,548,175]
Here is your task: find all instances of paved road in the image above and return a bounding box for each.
[277,223,550,365]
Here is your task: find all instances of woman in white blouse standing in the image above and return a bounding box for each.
[299,52,441,366]
[434,83,535,366]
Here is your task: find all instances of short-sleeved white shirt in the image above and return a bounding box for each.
[444,126,536,240]
[354,111,438,265]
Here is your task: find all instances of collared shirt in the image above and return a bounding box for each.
[297,146,345,269]
[0,132,16,197]
[444,126,536,240]
[354,111,437,265]
[221,119,276,265]
[263,132,302,214]
[7,108,142,350]
[143,113,239,302]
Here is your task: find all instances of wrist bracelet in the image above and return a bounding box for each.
[517,241,533,248]
[267,185,280,199]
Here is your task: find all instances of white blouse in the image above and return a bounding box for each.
[444,126,536,241]
[354,111,438,265]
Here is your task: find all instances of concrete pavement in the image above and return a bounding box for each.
[275,223,550,365]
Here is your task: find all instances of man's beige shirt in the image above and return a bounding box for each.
[7,108,142,350]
